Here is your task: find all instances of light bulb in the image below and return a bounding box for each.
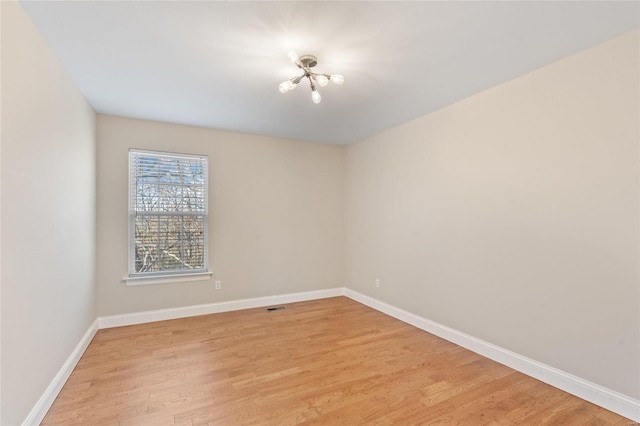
[316,75,329,87]
[279,81,293,94]
[331,74,344,85]
[289,81,298,91]
[287,51,299,64]
[311,90,321,104]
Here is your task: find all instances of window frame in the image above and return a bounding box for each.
[125,148,211,285]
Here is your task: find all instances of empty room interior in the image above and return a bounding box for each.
[1,1,640,425]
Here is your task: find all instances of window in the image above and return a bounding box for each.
[128,149,209,282]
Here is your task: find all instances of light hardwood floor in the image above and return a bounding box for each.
[42,297,636,425]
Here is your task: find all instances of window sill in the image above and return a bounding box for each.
[123,272,213,286]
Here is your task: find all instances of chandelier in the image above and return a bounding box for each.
[278,52,344,104]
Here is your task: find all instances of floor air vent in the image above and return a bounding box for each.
[266,306,286,312]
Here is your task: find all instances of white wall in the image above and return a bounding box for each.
[0,2,97,425]
[345,30,640,399]
[96,115,344,316]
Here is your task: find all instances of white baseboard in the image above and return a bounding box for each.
[22,319,99,426]
[343,288,640,422]
[98,287,345,329]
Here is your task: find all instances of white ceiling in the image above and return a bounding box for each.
[21,1,639,145]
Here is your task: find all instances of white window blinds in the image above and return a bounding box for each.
[129,149,209,276]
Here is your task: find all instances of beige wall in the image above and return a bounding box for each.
[1,3,97,424]
[96,115,344,316]
[345,30,640,399]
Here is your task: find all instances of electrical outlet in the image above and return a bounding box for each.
[215,280,222,290]
[375,278,380,288]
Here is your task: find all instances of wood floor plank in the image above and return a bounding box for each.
[41,297,636,425]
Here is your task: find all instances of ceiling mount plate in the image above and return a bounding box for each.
[299,55,318,68]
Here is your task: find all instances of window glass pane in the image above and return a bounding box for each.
[134,215,160,273]
[130,150,208,276]
[136,183,158,212]
[181,215,205,269]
